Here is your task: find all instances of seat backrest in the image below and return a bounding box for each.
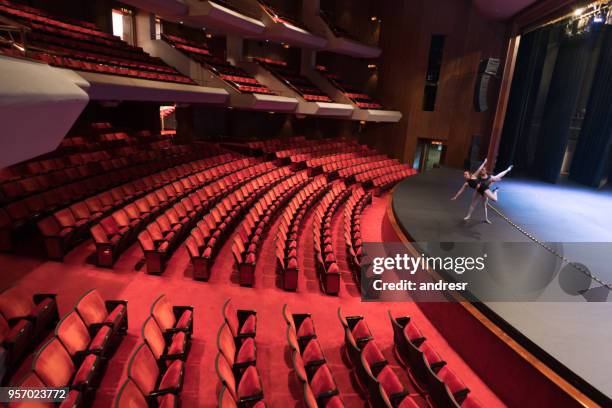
[114,378,148,408]
[302,383,318,408]
[90,224,109,244]
[75,288,108,326]
[127,343,159,396]
[32,337,75,387]
[215,353,237,401]
[222,299,239,337]
[55,311,90,356]
[37,217,61,236]
[218,385,238,408]
[150,294,176,332]
[217,323,236,366]
[141,316,165,360]
[281,304,295,332]
[291,350,307,383]
[286,325,299,353]
[137,231,155,252]
[0,286,34,321]
[55,208,76,228]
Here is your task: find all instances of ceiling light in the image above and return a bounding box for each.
[370,16,377,21]
[283,43,290,49]
[179,20,184,24]
[206,33,212,38]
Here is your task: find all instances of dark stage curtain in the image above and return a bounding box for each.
[570,27,612,188]
[533,32,597,183]
[496,27,552,174]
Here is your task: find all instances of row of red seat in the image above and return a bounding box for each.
[343,187,371,286]
[337,158,399,180]
[388,311,482,407]
[0,143,194,201]
[0,144,210,251]
[306,151,374,170]
[276,176,329,291]
[313,182,352,295]
[231,171,310,286]
[216,299,264,407]
[0,286,59,383]
[0,1,118,42]
[37,153,238,260]
[10,289,127,407]
[25,30,176,74]
[89,155,249,267]
[0,2,193,84]
[184,164,291,280]
[288,146,371,168]
[339,308,421,408]
[114,294,193,408]
[275,140,361,159]
[162,34,275,95]
[354,163,414,186]
[283,304,346,407]
[245,136,306,151]
[254,57,333,102]
[137,160,274,275]
[317,65,386,110]
[321,154,388,179]
[372,168,417,195]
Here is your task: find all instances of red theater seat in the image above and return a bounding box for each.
[74,289,127,345]
[32,337,100,391]
[114,378,178,408]
[55,311,112,360]
[282,304,315,342]
[217,323,256,370]
[223,299,256,340]
[0,287,58,340]
[0,314,33,377]
[127,343,184,398]
[425,365,470,407]
[10,371,83,408]
[215,353,264,405]
[142,316,189,363]
[150,294,193,338]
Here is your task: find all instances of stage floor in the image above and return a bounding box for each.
[392,167,612,402]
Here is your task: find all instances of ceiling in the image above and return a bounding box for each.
[473,0,540,20]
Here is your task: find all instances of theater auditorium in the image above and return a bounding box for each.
[0,0,610,407]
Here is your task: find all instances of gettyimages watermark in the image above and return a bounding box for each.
[360,242,612,302]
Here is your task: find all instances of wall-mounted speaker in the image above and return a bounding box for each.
[474,58,500,112]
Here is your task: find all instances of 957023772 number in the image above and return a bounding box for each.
[0,387,69,402]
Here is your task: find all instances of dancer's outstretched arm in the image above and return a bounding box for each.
[451,183,468,200]
[490,164,513,182]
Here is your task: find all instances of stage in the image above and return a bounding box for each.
[391,167,612,403]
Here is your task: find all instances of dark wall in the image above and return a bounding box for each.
[69,102,161,136]
[176,107,358,142]
[319,0,381,46]
[361,0,508,166]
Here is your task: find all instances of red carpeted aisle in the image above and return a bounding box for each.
[0,192,506,408]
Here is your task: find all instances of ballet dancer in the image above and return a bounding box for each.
[451,159,513,224]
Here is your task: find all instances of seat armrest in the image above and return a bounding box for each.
[315,388,339,400]
[412,336,426,348]
[430,360,447,372]
[105,299,127,313]
[33,293,57,304]
[395,316,411,327]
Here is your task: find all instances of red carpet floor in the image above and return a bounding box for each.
[0,192,506,407]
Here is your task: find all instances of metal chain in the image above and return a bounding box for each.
[488,203,612,290]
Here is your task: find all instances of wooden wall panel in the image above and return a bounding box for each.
[361,0,508,168]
